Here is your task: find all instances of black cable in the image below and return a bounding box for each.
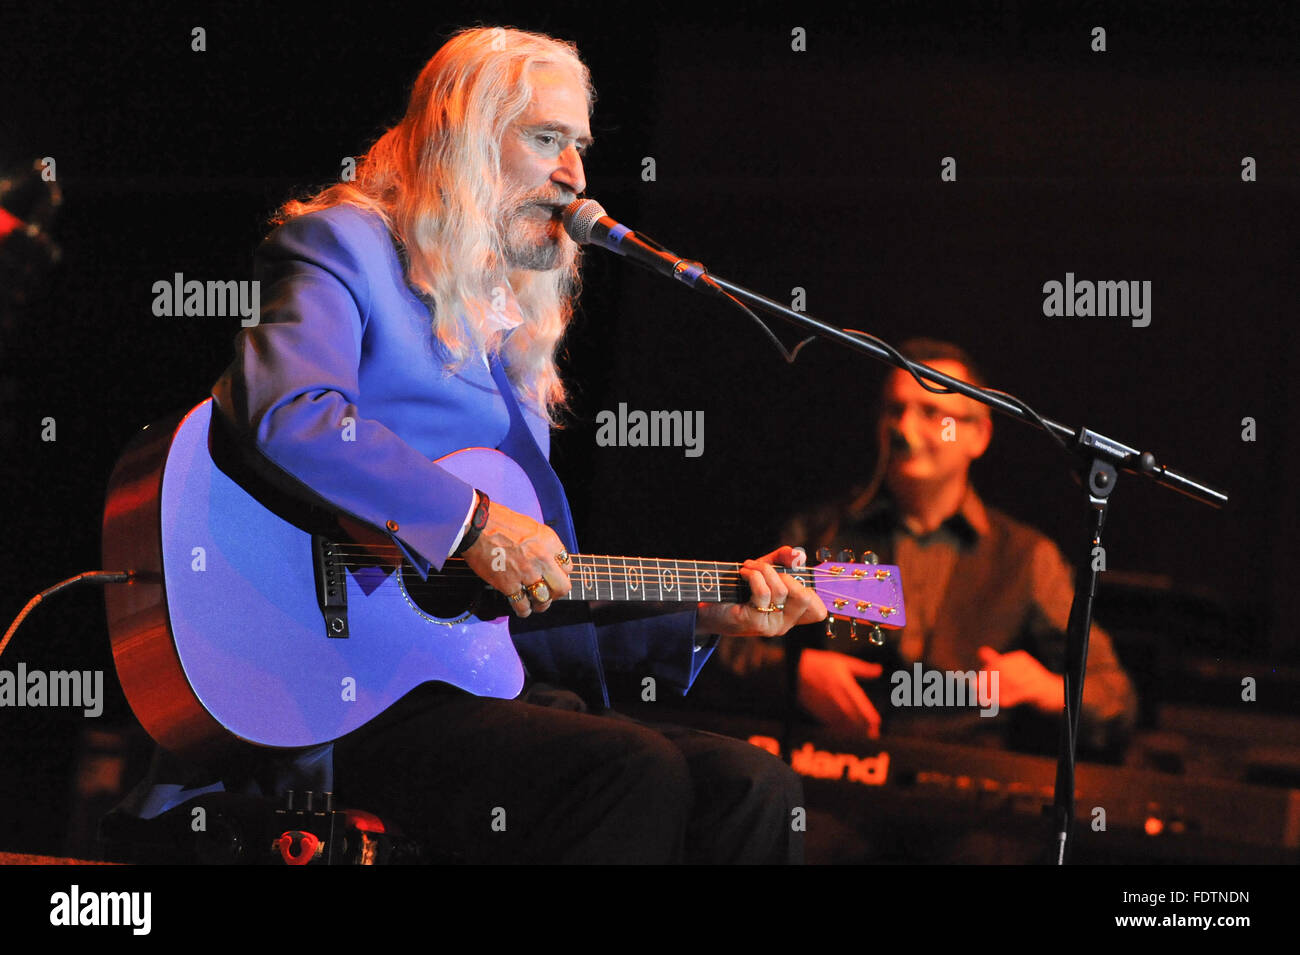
[0,571,136,662]
[716,288,818,364]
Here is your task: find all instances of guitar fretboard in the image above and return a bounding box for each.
[558,555,810,604]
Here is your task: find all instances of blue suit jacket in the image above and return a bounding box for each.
[124,204,717,819]
[212,203,714,708]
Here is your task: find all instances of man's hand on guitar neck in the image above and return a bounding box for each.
[461,502,571,617]
[695,545,828,638]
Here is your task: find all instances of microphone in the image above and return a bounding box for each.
[562,199,721,295]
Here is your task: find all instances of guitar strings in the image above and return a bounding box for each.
[313,572,895,610]
[305,548,896,611]
[323,547,842,572]
[319,564,875,590]
[323,546,881,580]
[316,556,886,589]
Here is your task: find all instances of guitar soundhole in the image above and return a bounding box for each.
[399,561,492,622]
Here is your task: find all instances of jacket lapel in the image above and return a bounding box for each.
[488,356,609,706]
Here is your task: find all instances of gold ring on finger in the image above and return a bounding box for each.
[526,580,551,603]
[555,550,571,566]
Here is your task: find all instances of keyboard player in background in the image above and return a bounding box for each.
[709,339,1138,762]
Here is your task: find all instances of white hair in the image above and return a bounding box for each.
[278,26,593,421]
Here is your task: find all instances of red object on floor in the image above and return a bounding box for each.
[276,831,320,865]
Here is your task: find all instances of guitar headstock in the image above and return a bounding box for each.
[806,548,906,643]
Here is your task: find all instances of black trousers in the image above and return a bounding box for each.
[332,682,803,864]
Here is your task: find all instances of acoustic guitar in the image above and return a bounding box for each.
[102,400,906,759]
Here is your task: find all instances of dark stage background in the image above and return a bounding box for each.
[0,1,1297,859]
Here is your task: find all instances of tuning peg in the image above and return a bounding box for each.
[816,547,833,562]
[868,625,885,646]
[848,620,858,641]
[824,618,836,640]
[838,548,855,563]
[862,550,880,565]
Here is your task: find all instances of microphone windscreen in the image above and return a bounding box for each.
[562,198,606,244]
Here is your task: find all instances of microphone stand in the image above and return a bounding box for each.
[646,253,1228,864]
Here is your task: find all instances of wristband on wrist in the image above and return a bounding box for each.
[454,489,490,556]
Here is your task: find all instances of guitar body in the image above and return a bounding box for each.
[103,400,529,759]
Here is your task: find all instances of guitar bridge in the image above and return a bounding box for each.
[312,535,350,639]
